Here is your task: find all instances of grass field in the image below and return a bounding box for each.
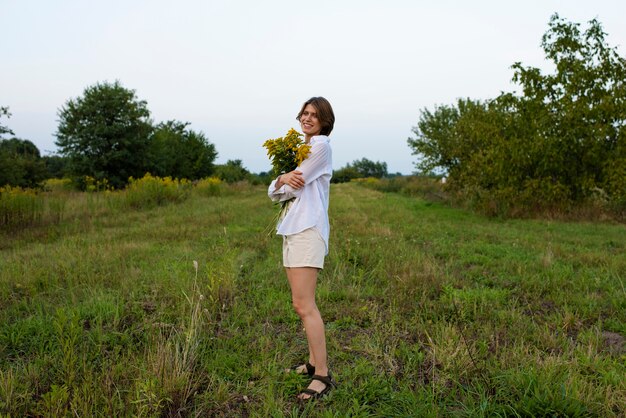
[1,182,624,417]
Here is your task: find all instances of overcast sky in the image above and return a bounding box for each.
[3,1,626,174]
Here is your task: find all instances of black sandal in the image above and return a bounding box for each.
[298,373,337,401]
[286,362,315,376]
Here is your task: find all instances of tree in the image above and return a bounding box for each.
[55,81,153,188]
[41,154,70,179]
[408,15,626,207]
[0,138,47,188]
[332,158,388,183]
[214,159,251,183]
[408,98,515,187]
[149,120,217,179]
[331,165,360,183]
[0,107,14,138]
[509,14,626,201]
[350,158,388,178]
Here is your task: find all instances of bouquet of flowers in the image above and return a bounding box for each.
[263,128,311,177]
[263,128,311,225]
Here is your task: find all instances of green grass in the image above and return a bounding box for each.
[1,183,624,416]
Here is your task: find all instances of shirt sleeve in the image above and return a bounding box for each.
[268,179,296,202]
[267,140,331,201]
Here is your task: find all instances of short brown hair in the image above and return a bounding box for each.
[296,97,335,136]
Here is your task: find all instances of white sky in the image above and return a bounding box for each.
[2,0,626,174]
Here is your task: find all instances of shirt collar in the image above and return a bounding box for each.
[310,135,330,144]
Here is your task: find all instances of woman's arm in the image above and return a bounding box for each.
[267,141,331,202]
[268,171,303,202]
[280,141,331,198]
[275,170,305,190]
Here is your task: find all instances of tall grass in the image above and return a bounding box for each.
[0,186,44,228]
[0,174,218,236]
[43,178,73,193]
[134,260,211,417]
[124,173,191,208]
[194,177,224,197]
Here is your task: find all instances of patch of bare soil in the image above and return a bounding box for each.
[601,331,625,355]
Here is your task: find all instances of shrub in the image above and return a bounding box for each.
[0,138,47,188]
[83,176,113,192]
[43,178,74,193]
[0,186,44,229]
[194,177,223,197]
[352,177,381,187]
[124,173,191,209]
[603,158,626,204]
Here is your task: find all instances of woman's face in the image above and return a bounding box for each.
[300,104,322,139]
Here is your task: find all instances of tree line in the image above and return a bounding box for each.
[1,85,392,190]
[407,14,626,211]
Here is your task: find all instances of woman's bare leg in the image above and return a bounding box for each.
[286,267,329,399]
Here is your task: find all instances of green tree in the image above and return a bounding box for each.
[0,138,47,188]
[214,159,251,183]
[332,158,388,183]
[409,98,519,189]
[41,154,70,179]
[351,158,388,178]
[149,120,217,180]
[55,81,153,188]
[331,165,360,183]
[0,106,14,138]
[408,14,626,207]
[509,14,626,201]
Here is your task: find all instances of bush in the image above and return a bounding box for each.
[0,186,44,229]
[194,177,223,197]
[124,173,191,209]
[43,178,74,194]
[352,177,382,187]
[603,158,626,203]
[0,138,47,188]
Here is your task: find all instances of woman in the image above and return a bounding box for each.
[267,97,336,401]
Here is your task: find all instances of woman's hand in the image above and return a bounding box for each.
[278,170,305,189]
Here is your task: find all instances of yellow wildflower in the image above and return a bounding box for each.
[262,128,311,176]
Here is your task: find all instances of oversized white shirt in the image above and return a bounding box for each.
[267,135,332,254]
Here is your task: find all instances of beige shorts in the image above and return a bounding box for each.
[282,228,325,269]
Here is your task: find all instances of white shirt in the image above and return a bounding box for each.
[267,135,332,254]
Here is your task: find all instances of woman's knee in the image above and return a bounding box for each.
[292,299,316,318]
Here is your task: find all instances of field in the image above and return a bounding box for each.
[1,182,625,417]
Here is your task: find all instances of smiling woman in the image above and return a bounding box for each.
[267,97,337,401]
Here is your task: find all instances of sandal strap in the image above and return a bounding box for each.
[305,362,315,376]
[311,374,335,387]
[300,388,319,396]
[290,362,315,376]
